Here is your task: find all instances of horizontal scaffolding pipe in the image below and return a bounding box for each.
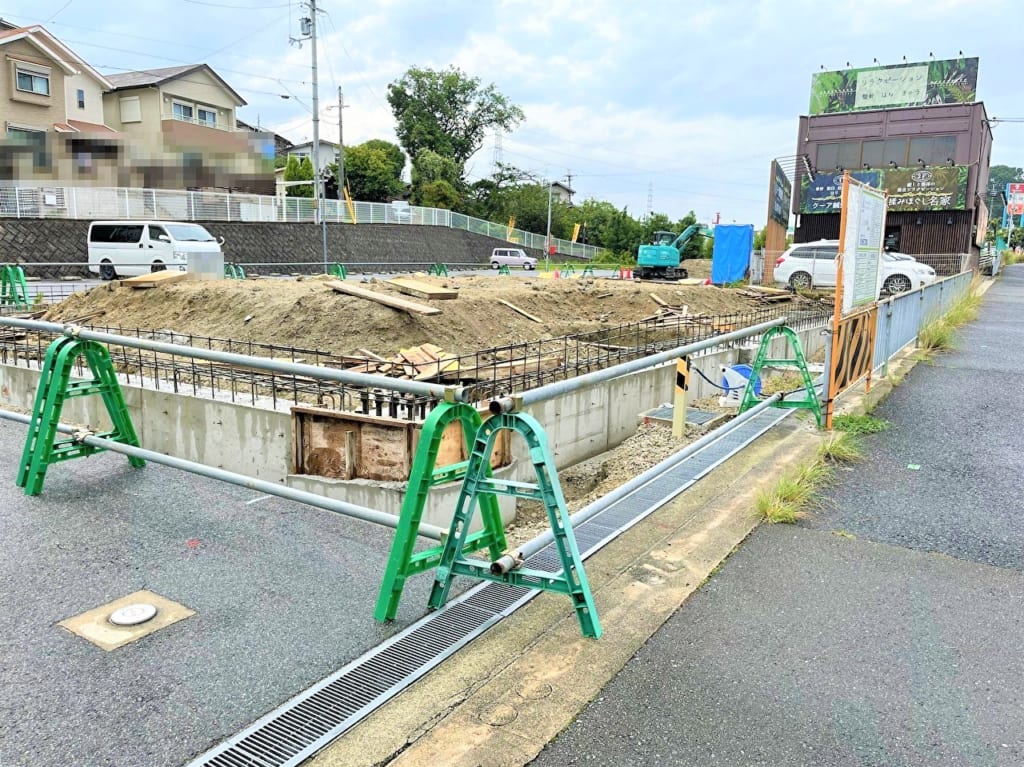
[0,317,458,401]
[0,408,445,541]
[515,317,786,407]
[491,393,785,572]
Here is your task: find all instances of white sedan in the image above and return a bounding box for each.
[773,241,936,295]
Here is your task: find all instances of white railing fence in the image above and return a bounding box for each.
[0,185,602,260]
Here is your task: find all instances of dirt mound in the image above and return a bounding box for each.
[45,273,791,357]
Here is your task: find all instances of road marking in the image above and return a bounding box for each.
[245,495,272,505]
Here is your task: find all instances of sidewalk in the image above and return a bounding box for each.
[530,267,1024,766]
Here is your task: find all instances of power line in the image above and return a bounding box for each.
[181,0,291,8]
[45,0,74,23]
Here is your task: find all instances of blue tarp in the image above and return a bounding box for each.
[711,224,754,284]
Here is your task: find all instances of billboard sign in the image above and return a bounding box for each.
[885,166,968,211]
[810,58,979,115]
[801,167,968,213]
[801,170,881,214]
[769,160,792,226]
[1007,182,1024,216]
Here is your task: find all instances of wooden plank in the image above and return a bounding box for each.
[326,280,441,316]
[356,348,387,362]
[384,277,458,300]
[119,270,192,289]
[649,292,668,306]
[497,299,542,323]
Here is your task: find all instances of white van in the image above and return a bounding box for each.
[87,221,224,280]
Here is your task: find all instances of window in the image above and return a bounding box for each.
[7,126,48,169]
[119,96,141,123]
[15,65,49,96]
[90,224,144,244]
[148,225,168,241]
[173,102,194,122]
[882,139,908,168]
[909,135,958,166]
[76,89,85,109]
[197,108,216,128]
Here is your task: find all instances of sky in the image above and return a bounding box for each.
[2,0,1020,227]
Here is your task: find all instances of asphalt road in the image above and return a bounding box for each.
[0,421,451,767]
[531,266,1024,767]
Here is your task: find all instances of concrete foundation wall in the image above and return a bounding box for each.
[0,323,826,521]
[0,364,291,481]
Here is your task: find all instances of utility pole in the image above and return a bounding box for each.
[336,86,345,200]
[298,0,328,271]
[545,179,554,271]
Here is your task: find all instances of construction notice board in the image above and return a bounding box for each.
[839,178,885,315]
[827,173,886,428]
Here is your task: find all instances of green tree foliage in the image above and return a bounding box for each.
[387,66,524,180]
[343,140,406,202]
[572,199,643,259]
[418,180,462,210]
[753,228,767,250]
[284,155,313,198]
[410,149,463,207]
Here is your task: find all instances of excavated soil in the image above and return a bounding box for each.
[45,272,801,358]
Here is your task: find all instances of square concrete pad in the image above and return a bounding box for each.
[58,589,195,651]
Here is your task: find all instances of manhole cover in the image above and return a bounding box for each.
[109,603,158,626]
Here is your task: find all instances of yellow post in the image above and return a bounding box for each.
[343,184,357,223]
[572,223,581,243]
[672,356,690,438]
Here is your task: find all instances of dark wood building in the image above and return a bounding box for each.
[792,102,993,265]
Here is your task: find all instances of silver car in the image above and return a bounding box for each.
[490,247,537,270]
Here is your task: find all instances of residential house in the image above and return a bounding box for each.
[550,180,574,204]
[288,139,339,176]
[103,64,273,194]
[237,117,293,159]
[0,24,122,187]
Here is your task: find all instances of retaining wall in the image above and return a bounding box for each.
[0,218,563,274]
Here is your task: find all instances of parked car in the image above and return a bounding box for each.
[490,247,536,270]
[87,221,224,280]
[387,201,412,223]
[773,240,936,295]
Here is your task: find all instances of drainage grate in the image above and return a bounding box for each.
[185,408,790,767]
[644,405,721,425]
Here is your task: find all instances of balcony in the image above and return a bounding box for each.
[161,112,239,132]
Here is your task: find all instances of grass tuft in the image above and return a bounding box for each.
[820,432,863,464]
[756,456,835,524]
[832,414,891,435]
[918,278,983,353]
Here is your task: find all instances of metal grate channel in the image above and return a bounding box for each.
[645,405,721,425]
[185,408,790,767]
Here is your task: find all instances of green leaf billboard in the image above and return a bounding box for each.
[810,58,978,115]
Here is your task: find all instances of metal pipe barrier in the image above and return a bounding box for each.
[490,391,786,572]
[0,407,446,541]
[514,317,787,407]
[0,317,460,401]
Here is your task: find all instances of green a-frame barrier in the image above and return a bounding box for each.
[427,410,601,639]
[1,264,30,309]
[374,401,508,622]
[738,325,823,428]
[17,336,144,495]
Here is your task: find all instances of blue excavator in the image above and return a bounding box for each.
[636,224,711,280]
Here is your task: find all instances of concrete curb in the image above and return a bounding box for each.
[308,419,826,767]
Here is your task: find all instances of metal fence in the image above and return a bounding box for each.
[872,270,974,375]
[0,184,602,259]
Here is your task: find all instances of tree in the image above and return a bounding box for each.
[418,180,461,209]
[410,149,462,206]
[343,140,406,202]
[284,155,313,198]
[387,66,524,180]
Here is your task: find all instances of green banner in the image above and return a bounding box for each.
[885,166,968,211]
[810,58,978,115]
